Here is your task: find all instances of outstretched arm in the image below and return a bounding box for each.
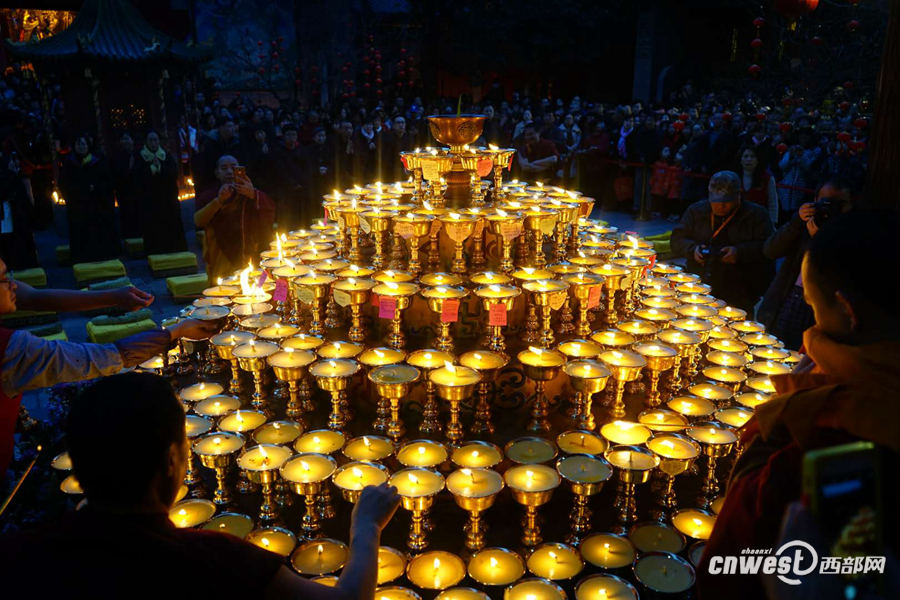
[13,280,154,313]
[265,484,400,600]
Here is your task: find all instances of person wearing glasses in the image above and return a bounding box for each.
[0,258,221,474]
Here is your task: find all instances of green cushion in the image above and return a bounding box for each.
[73,259,126,285]
[148,252,198,272]
[651,239,672,255]
[41,330,69,341]
[86,318,157,344]
[0,309,57,326]
[56,245,70,264]
[167,273,209,300]
[85,277,132,291]
[645,230,673,241]
[125,238,145,254]
[11,268,47,288]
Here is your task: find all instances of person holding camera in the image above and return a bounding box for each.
[193,155,275,285]
[758,180,852,350]
[671,170,775,313]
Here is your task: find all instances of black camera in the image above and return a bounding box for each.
[699,246,711,259]
[813,198,839,228]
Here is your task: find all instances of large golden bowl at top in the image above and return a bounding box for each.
[427,114,487,152]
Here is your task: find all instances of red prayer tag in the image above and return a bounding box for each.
[441,299,460,323]
[488,303,507,326]
[587,286,602,309]
[371,292,380,307]
[476,157,493,177]
[273,279,288,303]
[256,271,268,287]
[378,296,397,319]
[401,155,409,170]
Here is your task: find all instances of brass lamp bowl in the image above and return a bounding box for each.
[427,115,487,152]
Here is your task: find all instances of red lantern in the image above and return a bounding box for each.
[364,82,371,89]
[672,121,685,132]
[748,64,762,76]
[780,122,792,133]
[844,81,855,90]
[341,66,348,73]
[375,65,383,72]
[400,48,407,54]
[774,0,819,18]
[853,117,869,129]
[776,143,789,154]
[847,19,860,31]
[722,112,733,122]
[750,38,763,49]
[852,140,866,152]
[398,71,406,78]
[408,81,415,88]
[364,69,371,76]
[376,90,383,95]
[836,131,852,142]
[756,113,767,122]
[810,36,823,46]
[753,17,766,27]
[376,78,383,85]
[839,101,851,112]
[271,40,276,46]
[678,113,689,122]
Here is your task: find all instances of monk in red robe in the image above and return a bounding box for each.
[194,155,276,284]
[698,210,900,599]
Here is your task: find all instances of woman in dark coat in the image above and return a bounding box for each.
[0,151,39,269]
[133,131,187,255]
[59,134,120,263]
[110,131,140,239]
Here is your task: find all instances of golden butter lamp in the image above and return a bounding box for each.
[485,209,524,275]
[429,362,482,446]
[421,285,469,355]
[281,453,338,539]
[193,431,245,506]
[633,342,679,409]
[563,359,611,431]
[591,262,630,327]
[390,467,446,552]
[373,281,420,350]
[518,347,568,433]
[407,350,454,436]
[522,279,570,349]
[504,464,562,550]
[446,467,505,552]
[369,364,422,444]
[268,348,316,423]
[599,350,647,421]
[309,359,361,432]
[333,277,378,343]
[233,341,279,415]
[392,212,433,275]
[604,445,660,534]
[562,272,606,338]
[646,433,701,522]
[556,454,612,544]
[686,422,738,510]
[473,284,521,358]
[459,350,509,435]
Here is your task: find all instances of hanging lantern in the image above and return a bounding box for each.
[753,17,766,27]
[678,113,689,122]
[748,64,762,77]
[756,113,767,121]
[780,122,792,132]
[776,143,789,154]
[672,121,685,132]
[750,38,763,49]
[853,117,869,129]
[836,131,852,142]
[839,101,851,112]
[774,0,819,18]
[846,19,860,32]
[810,36,824,46]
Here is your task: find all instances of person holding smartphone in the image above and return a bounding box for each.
[193,155,275,284]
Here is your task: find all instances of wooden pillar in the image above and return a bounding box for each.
[86,68,104,150]
[38,74,58,181]
[158,69,169,145]
[865,2,900,209]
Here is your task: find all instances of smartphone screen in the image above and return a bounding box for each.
[234,166,246,180]
[805,442,883,595]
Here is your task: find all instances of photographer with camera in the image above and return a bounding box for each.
[758,180,852,350]
[194,155,276,285]
[671,171,775,313]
